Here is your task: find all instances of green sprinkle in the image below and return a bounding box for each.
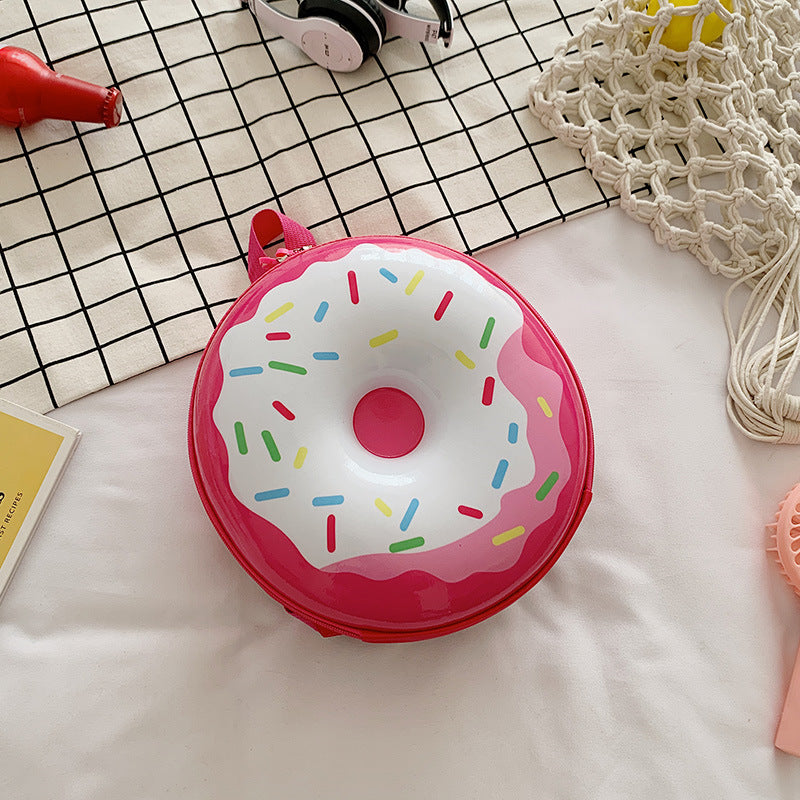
[536,471,559,501]
[234,421,247,455]
[389,536,425,553]
[261,430,280,462]
[480,317,496,349]
[268,361,307,375]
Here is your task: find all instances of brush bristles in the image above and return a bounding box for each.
[769,483,800,597]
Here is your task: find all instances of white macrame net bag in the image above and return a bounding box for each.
[529,0,800,443]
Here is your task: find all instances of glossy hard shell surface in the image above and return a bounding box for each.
[190,236,593,641]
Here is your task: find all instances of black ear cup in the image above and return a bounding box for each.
[297,0,386,57]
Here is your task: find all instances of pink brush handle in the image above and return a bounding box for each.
[776,643,800,757]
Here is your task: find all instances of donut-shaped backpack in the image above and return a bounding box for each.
[189,210,594,642]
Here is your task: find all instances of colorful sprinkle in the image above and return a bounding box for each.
[455,350,475,369]
[348,270,359,304]
[405,270,424,295]
[327,514,336,553]
[479,317,496,349]
[375,498,392,517]
[265,302,293,322]
[390,536,425,553]
[370,329,398,348]
[491,459,509,489]
[234,421,248,455]
[458,505,484,519]
[254,488,290,501]
[313,351,340,360]
[272,401,295,420]
[268,360,307,375]
[492,525,526,546]
[314,301,329,322]
[508,422,519,444]
[261,430,280,462]
[265,332,291,341]
[434,291,453,321]
[312,495,345,507]
[482,376,495,406]
[229,366,263,377]
[293,447,308,469]
[538,397,553,418]
[380,268,398,283]
[399,498,420,532]
[536,471,559,501]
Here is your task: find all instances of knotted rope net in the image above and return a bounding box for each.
[529,0,800,443]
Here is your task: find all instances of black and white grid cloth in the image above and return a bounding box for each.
[0,0,607,413]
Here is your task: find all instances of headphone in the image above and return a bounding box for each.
[243,0,453,72]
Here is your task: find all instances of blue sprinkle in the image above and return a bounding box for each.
[314,301,329,322]
[491,460,509,490]
[255,488,290,501]
[399,498,420,532]
[230,366,263,377]
[312,495,344,507]
[508,423,519,444]
[380,268,398,283]
[312,351,340,360]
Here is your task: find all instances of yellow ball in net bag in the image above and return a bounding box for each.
[646,0,733,50]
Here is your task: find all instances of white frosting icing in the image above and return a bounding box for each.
[212,243,536,569]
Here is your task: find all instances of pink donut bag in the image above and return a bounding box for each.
[189,210,594,641]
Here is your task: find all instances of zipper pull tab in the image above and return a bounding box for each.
[275,245,314,262]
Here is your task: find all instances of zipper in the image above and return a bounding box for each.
[275,245,314,262]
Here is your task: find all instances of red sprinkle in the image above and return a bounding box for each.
[458,505,484,519]
[327,514,336,553]
[348,270,359,304]
[482,376,495,406]
[266,332,291,340]
[272,400,295,420]
[434,291,453,321]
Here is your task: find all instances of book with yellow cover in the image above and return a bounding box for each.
[0,398,80,601]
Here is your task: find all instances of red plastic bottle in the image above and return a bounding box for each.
[0,46,123,128]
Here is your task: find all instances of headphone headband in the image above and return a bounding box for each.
[377,0,452,47]
[244,0,453,72]
[431,0,454,45]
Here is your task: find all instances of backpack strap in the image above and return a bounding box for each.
[247,209,316,282]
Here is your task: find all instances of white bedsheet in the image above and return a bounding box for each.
[3,207,800,799]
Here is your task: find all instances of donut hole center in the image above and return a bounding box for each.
[352,387,425,459]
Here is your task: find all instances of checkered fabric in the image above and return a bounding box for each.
[1,0,605,413]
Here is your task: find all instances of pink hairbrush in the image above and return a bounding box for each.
[768,482,800,757]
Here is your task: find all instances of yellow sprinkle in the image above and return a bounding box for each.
[375,498,392,517]
[492,525,526,546]
[265,302,293,322]
[455,350,475,369]
[537,397,553,418]
[370,329,398,348]
[293,446,308,469]
[405,270,424,295]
